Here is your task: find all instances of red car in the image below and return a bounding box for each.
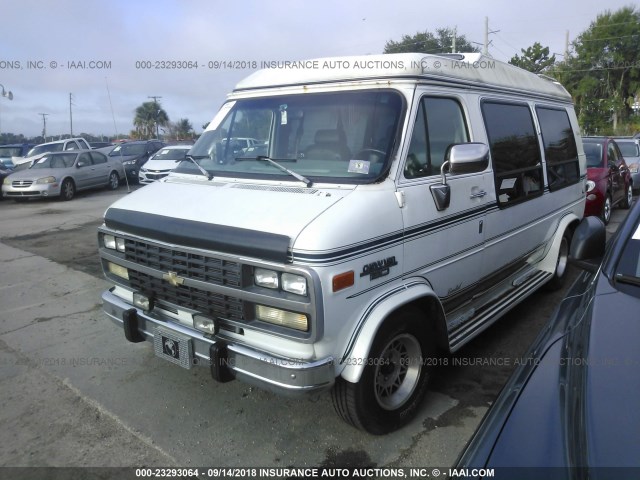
[583,136,633,224]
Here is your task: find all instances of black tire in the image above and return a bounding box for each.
[601,194,612,225]
[59,178,75,201]
[621,184,633,209]
[331,308,434,434]
[544,228,573,291]
[107,171,120,190]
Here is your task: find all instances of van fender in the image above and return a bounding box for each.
[339,280,443,384]
[537,213,581,274]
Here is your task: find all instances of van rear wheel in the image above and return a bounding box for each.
[544,228,572,291]
[331,309,433,434]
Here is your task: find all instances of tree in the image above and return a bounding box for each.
[551,6,640,134]
[175,118,194,139]
[509,42,556,73]
[133,101,169,139]
[384,28,478,55]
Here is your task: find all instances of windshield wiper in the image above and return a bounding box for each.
[184,155,213,180]
[615,273,640,287]
[235,155,312,187]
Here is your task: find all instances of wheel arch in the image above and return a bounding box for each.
[339,280,447,384]
[537,213,581,275]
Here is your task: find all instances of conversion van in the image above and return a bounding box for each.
[99,53,586,434]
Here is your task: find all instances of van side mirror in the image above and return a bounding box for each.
[430,143,490,211]
[569,216,606,273]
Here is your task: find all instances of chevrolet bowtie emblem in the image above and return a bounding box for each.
[163,271,185,287]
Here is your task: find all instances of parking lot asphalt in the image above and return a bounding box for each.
[0,187,633,470]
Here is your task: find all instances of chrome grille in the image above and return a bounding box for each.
[125,239,244,321]
[12,180,33,188]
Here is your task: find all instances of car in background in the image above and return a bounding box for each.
[2,150,123,201]
[108,140,165,183]
[582,136,632,224]
[0,143,35,168]
[89,141,114,149]
[12,138,92,170]
[138,145,191,184]
[0,163,13,198]
[615,138,640,193]
[457,203,640,471]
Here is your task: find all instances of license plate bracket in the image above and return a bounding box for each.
[153,327,193,369]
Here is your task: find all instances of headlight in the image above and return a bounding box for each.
[140,168,147,173]
[36,176,56,184]
[255,305,308,331]
[586,180,595,192]
[629,163,639,173]
[103,234,126,252]
[254,268,279,289]
[123,160,136,165]
[107,262,129,280]
[282,273,307,296]
[2,177,10,185]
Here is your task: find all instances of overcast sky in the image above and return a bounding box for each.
[0,0,634,139]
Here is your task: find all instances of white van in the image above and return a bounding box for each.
[99,53,585,434]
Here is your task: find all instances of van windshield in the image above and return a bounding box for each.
[176,90,403,184]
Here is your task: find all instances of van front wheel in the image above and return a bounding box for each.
[331,309,433,434]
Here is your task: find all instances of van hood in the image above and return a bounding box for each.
[103,179,350,263]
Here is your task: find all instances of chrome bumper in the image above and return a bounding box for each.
[102,289,335,396]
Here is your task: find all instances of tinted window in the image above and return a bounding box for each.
[405,97,469,179]
[65,141,79,151]
[617,142,640,158]
[482,101,542,206]
[536,107,580,191]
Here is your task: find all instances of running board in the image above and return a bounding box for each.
[447,270,552,352]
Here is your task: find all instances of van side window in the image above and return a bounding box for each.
[482,101,543,206]
[405,97,468,179]
[535,107,579,191]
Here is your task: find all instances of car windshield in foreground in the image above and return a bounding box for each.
[0,147,23,157]
[173,90,404,184]
[27,143,64,157]
[152,148,189,160]
[110,143,147,156]
[31,154,77,169]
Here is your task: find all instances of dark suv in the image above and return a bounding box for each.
[108,140,165,183]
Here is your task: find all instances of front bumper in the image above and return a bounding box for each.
[102,288,335,396]
[2,182,61,198]
[138,169,170,184]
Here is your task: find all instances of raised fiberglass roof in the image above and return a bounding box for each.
[234,52,571,100]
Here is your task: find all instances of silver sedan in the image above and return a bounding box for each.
[2,150,124,201]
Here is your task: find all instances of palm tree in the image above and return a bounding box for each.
[133,101,169,139]
[175,118,194,139]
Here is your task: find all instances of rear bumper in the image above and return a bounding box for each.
[102,288,335,396]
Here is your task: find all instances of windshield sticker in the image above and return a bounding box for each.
[348,160,370,174]
[280,104,288,125]
[207,101,235,131]
[633,224,640,240]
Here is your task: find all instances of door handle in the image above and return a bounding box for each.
[470,190,487,199]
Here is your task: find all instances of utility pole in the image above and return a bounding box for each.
[452,26,457,53]
[148,95,162,139]
[483,17,499,57]
[69,93,74,137]
[564,30,570,61]
[38,113,49,141]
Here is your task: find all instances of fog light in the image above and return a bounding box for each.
[282,273,307,296]
[133,292,153,310]
[194,315,218,335]
[587,194,596,201]
[255,305,308,331]
[107,262,129,280]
